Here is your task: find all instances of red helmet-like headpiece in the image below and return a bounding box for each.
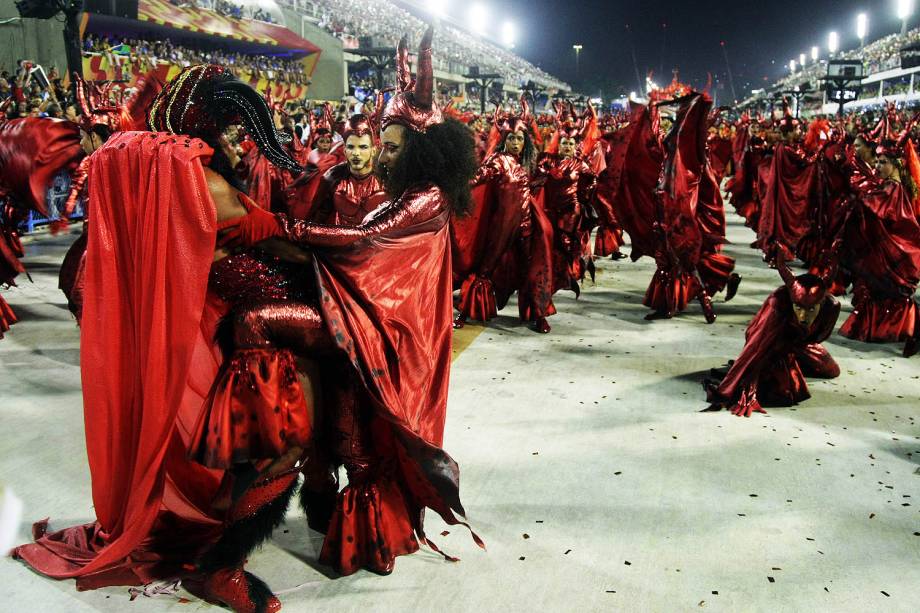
[74,73,122,131]
[341,113,375,141]
[381,27,442,133]
[495,94,532,135]
[776,247,828,308]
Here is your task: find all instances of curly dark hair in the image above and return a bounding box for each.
[378,118,477,216]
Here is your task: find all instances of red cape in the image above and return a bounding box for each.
[599,103,663,260]
[756,144,816,254]
[0,118,83,216]
[311,192,478,544]
[14,131,226,587]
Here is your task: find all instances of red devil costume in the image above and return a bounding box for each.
[531,101,598,294]
[14,65,314,613]
[452,96,556,333]
[839,134,920,346]
[226,27,482,578]
[705,249,841,417]
[288,113,387,225]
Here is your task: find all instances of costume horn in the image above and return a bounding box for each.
[413,26,434,109]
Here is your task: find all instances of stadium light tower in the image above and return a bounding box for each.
[856,13,868,47]
[898,0,914,35]
[502,21,516,48]
[828,31,839,57]
[468,4,489,36]
[799,52,806,67]
[573,44,583,80]
[789,59,797,73]
[811,46,819,62]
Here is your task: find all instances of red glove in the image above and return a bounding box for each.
[221,193,284,247]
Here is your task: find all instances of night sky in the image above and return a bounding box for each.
[436,1,914,100]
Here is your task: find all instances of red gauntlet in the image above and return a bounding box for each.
[221,193,284,247]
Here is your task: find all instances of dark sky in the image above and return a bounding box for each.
[438,1,912,99]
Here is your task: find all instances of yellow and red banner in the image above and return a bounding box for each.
[138,0,320,54]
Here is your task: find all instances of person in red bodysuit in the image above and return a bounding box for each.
[839,134,920,350]
[704,248,841,417]
[531,102,598,296]
[227,27,483,577]
[288,114,388,225]
[452,97,556,333]
[14,65,314,613]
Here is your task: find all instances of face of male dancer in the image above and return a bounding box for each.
[558,136,577,159]
[377,123,406,174]
[791,301,822,328]
[504,130,526,156]
[345,133,375,177]
[315,133,333,154]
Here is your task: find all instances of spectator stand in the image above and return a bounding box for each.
[81,0,324,102]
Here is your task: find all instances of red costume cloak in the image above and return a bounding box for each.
[756,143,817,257]
[708,288,841,416]
[840,180,920,342]
[282,183,482,571]
[14,132,227,587]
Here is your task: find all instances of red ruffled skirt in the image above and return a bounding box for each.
[319,466,420,576]
[457,274,498,321]
[190,348,312,469]
[643,267,700,315]
[840,294,918,343]
[698,251,735,295]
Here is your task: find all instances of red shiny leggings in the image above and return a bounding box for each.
[233,300,335,355]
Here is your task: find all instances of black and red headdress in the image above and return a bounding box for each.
[148,64,301,173]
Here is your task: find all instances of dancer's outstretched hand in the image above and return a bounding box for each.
[730,401,766,418]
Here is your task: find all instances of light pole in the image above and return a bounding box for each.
[857,13,868,48]
[828,31,839,58]
[898,0,914,35]
[811,46,819,63]
[573,44,583,81]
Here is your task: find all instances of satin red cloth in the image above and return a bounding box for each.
[13,132,226,587]
[306,163,388,226]
[756,144,816,256]
[285,183,479,550]
[840,180,920,342]
[710,288,840,412]
[0,118,83,216]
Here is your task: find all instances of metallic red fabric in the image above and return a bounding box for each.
[452,152,530,320]
[756,144,817,256]
[59,229,88,320]
[243,147,296,213]
[709,288,840,414]
[308,163,388,227]
[0,118,83,216]
[598,103,662,261]
[13,132,227,587]
[840,180,920,342]
[282,183,480,555]
[533,154,597,292]
[190,348,311,469]
[708,135,733,183]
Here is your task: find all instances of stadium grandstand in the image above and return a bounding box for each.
[0,0,569,114]
[743,23,920,115]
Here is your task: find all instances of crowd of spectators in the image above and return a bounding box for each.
[770,26,920,94]
[168,0,279,24]
[0,62,74,121]
[289,0,569,91]
[83,35,309,85]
